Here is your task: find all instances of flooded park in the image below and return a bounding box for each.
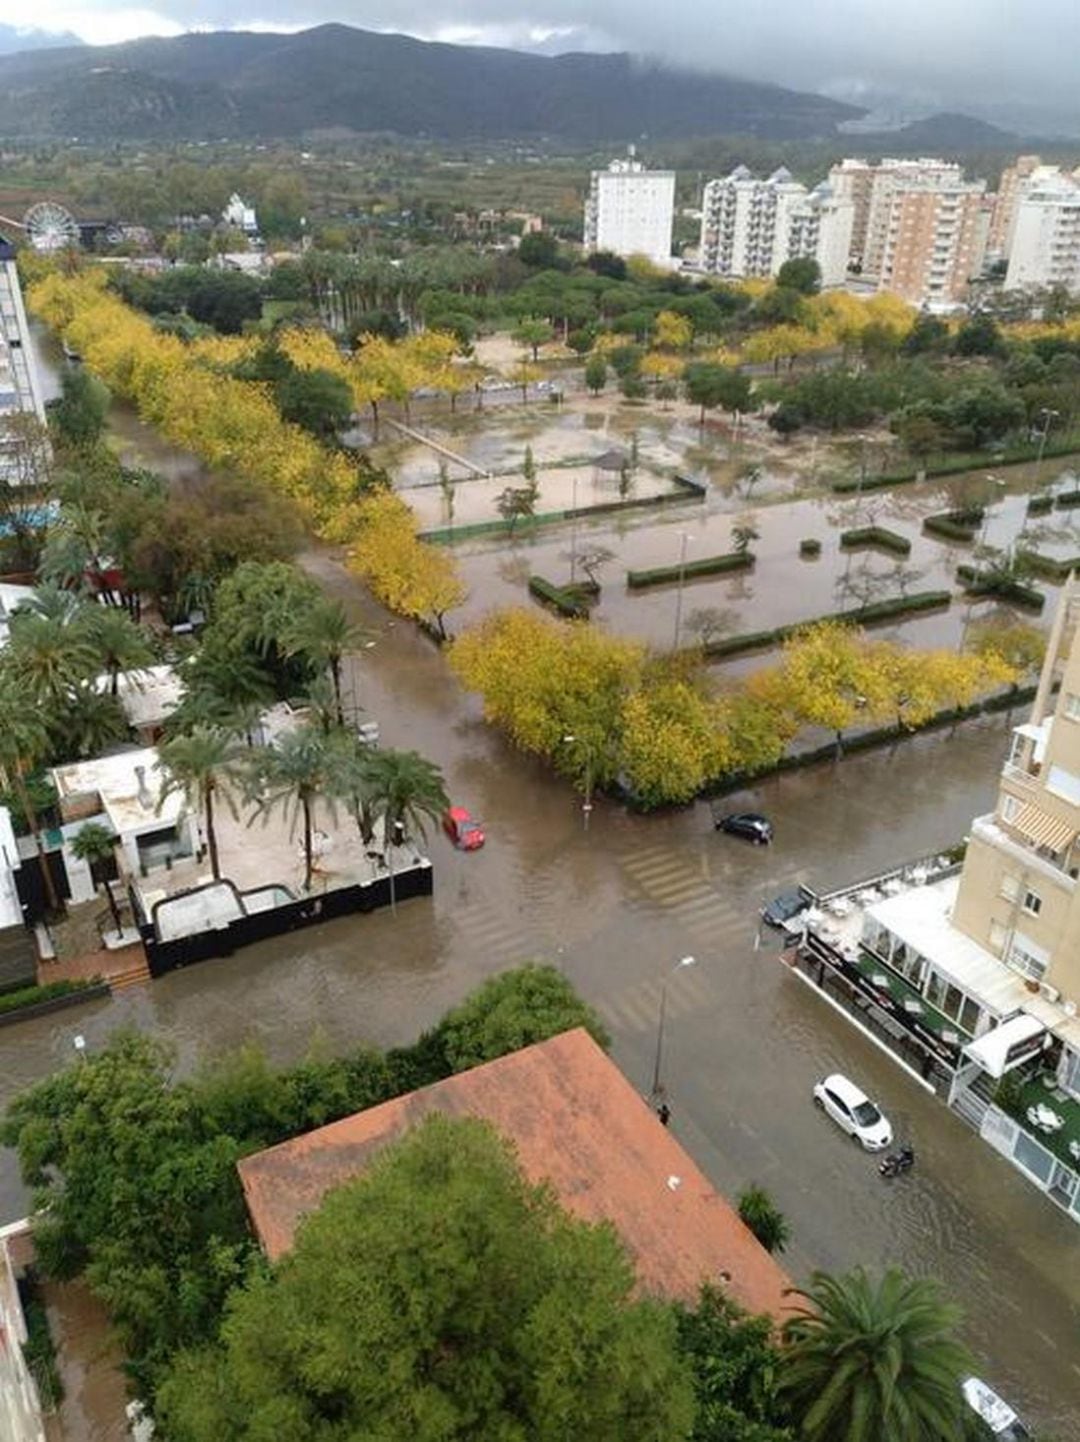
[4,329,1080,1438]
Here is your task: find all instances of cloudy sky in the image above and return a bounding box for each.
[11,1,1080,116]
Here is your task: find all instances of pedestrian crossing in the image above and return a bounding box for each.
[594,963,714,1036]
[618,844,750,942]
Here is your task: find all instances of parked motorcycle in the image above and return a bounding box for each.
[879,1145,915,1177]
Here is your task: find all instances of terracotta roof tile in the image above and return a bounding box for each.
[238,1028,795,1322]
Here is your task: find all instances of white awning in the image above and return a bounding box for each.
[1010,802,1076,855]
[963,1013,1047,1079]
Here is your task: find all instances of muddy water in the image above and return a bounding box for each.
[5,339,1079,1437]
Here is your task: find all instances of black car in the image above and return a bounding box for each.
[714,811,773,845]
[761,887,811,928]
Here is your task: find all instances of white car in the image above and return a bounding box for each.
[813,1073,893,1151]
[962,1377,1030,1440]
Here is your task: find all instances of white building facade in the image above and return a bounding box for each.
[1004,168,1080,294]
[698,167,853,287]
[0,235,46,427]
[583,155,675,267]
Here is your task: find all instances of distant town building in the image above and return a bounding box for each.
[222,193,259,236]
[1004,167,1080,294]
[987,154,1043,263]
[583,151,675,267]
[698,166,853,286]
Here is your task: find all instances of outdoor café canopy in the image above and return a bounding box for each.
[963,1012,1047,1079]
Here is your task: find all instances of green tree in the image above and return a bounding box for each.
[497,485,536,535]
[51,366,110,449]
[736,1185,790,1254]
[517,230,560,268]
[953,313,1004,358]
[434,962,610,1071]
[157,729,247,882]
[284,598,368,726]
[155,1114,694,1442]
[776,257,821,296]
[780,1267,971,1442]
[209,561,323,699]
[275,366,354,442]
[84,605,155,696]
[69,820,123,937]
[584,354,607,394]
[0,669,62,912]
[363,748,448,908]
[512,315,555,362]
[246,725,332,892]
[732,517,760,557]
[676,1284,791,1442]
[6,603,98,713]
[684,363,751,424]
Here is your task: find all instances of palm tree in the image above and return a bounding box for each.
[84,606,155,696]
[247,725,335,892]
[69,821,123,940]
[284,598,369,725]
[0,671,62,913]
[156,729,247,882]
[364,749,448,910]
[53,688,130,763]
[6,607,98,713]
[325,732,381,847]
[779,1267,971,1442]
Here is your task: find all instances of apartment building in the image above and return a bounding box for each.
[987,154,1043,262]
[0,233,46,426]
[828,157,963,275]
[583,152,675,267]
[876,176,987,307]
[1003,167,1080,294]
[698,167,853,286]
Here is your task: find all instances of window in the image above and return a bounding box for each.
[1046,764,1080,805]
[1007,940,1048,983]
[1000,794,1021,822]
[1023,889,1042,916]
[960,996,981,1035]
[1063,692,1080,722]
[1000,874,1020,902]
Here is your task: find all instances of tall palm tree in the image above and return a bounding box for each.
[285,598,369,725]
[84,606,155,696]
[364,749,448,910]
[6,607,98,714]
[247,725,335,892]
[325,731,381,847]
[69,821,123,939]
[0,670,62,913]
[156,729,247,882]
[779,1267,971,1442]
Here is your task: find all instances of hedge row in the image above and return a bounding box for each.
[839,526,912,557]
[1014,548,1080,583]
[1055,489,1080,509]
[0,977,103,1018]
[528,575,589,619]
[799,538,822,558]
[703,590,951,660]
[627,551,754,590]
[956,565,1045,612]
[1027,494,1054,516]
[831,431,1080,494]
[923,508,984,543]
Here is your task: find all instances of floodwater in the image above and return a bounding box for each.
[5,337,1080,1437]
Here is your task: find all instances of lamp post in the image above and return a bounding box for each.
[672,532,692,651]
[651,955,696,1098]
[960,474,1006,652]
[562,733,593,830]
[1036,407,1059,469]
[570,472,579,586]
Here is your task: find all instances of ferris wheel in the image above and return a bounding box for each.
[22,202,81,252]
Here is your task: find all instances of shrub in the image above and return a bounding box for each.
[528,575,589,619]
[1013,548,1080,583]
[626,552,754,589]
[1055,488,1080,509]
[704,591,951,659]
[737,1185,790,1254]
[0,978,103,1016]
[838,526,911,557]
[1027,494,1054,516]
[799,538,822,558]
[923,508,983,543]
[956,566,1044,612]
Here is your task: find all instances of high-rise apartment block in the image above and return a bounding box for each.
[0,233,46,428]
[828,158,986,306]
[583,152,675,268]
[1003,166,1080,294]
[698,167,853,286]
[987,154,1043,262]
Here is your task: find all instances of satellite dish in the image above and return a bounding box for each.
[22,201,80,253]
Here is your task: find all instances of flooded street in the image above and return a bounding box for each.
[5,339,1079,1436]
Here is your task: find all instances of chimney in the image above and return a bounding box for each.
[134,766,154,812]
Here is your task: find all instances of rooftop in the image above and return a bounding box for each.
[238,1028,796,1322]
[50,746,185,836]
[95,664,183,731]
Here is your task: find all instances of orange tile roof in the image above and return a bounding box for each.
[238,1027,796,1322]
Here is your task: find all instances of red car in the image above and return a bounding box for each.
[443,806,485,850]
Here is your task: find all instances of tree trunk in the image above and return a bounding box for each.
[331,656,344,726]
[14,771,61,914]
[302,793,314,891]
[110,664,119,697]
[205,783,221,881]
[104,878,123,938]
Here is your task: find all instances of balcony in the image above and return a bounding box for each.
[1001,762,1043,803]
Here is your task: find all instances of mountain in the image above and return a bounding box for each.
[870,112,1020,149]
[0,23,82,56]
[0,24,860,142]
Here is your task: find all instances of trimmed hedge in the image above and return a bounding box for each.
[839,525,911,557]
[0,977,104,1019]
[626,551,754,590]
[528,575,589,619]
[1027,494,1054,516]
[1055,489,1080,509]
[956,565,1045,612]
[923,507,984,543]
[831,430,1080,494]
[1014,548,1080,583]
[799,538,822,558]
[703,590,951,660]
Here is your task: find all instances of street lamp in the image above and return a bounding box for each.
[651,955,696,1098]
[960,474,1006,652]
[672,532,693,651]
[1036,407,1060,469]
[562,733,593,829]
